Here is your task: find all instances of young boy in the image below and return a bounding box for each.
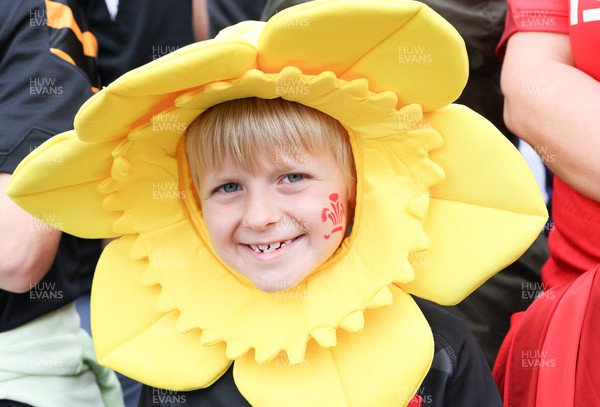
[6,1,547,406]
[134,96,504,406]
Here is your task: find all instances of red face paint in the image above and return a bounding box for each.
[321,193,345,239]
[408,394,423,407]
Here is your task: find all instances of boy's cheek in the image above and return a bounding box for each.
[202,206,232,239]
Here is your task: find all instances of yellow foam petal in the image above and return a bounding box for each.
[404,200,547,304]
[200,330,223,346]
[102,193,126,211]
[6,131,121,238]
[408,194,430,221]
[339,311,365,333]
[175,310,198,333]
[215,20,265,45]
[156,290,177,313]
[94,124,197,235]
[400,105,548,304]
[91,236,230,390]
[254,343,283,365]
[258,0,466,110]
[76,40,259,142]
[226,341,251,360]
[140,264,160,287]
[234,286,433,407]
[368,286,394,309]
[285,336,309,365]
[311,327,337,348]
[426,105,546,214]
[110,156,131,180]
[99,313,230,391]
[392,258,415,284]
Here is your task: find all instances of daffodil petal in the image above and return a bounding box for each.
[92,235,231,390]
[258,0,467,110]
[6,131,120,238]
[101,115,197,235]
[234,285,433,407]
[75,40,259,142]
[400,105,548,304]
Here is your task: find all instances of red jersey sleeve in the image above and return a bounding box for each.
[497,0,569,57]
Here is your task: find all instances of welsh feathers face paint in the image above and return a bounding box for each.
[322,193,345,239]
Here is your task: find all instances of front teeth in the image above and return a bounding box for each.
[249,239,293,253]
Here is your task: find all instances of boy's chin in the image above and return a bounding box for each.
[251,274,308,294]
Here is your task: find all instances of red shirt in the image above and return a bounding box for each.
[499,0,600,289]
[499,0,600,81]
[494,5,600,404]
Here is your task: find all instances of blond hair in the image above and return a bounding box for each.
[186,97,356,200]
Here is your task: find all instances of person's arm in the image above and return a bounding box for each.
[192,0,210,41]
[0,173,61,293]
[501,31,600,201]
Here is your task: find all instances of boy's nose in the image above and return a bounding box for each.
[242,192,281,231]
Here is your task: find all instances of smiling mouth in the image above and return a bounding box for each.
[247,238,295,254]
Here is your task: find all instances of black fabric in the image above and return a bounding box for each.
[0,400,33,407]
[138,297,502,406]
[50,0,89,33]
[417,0,516,146]
[0,0,94,173]
[0,0,93,332]
[46,0,100,87]
[414,297,503,407]
[207,0,268,38]
[76,238,101,295]
[74,0,270,84]
[444,234,548,366]
[76,0,195,86]
[48,27,99,87]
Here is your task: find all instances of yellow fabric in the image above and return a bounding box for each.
[234,285,433,407]
[6,0,548,405]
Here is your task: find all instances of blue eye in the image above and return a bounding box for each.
[218,182,241,193]
[282,174,304,184]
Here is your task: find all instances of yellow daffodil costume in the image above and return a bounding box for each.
[7,0,547,406]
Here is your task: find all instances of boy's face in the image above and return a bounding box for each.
[198,149,349,293]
